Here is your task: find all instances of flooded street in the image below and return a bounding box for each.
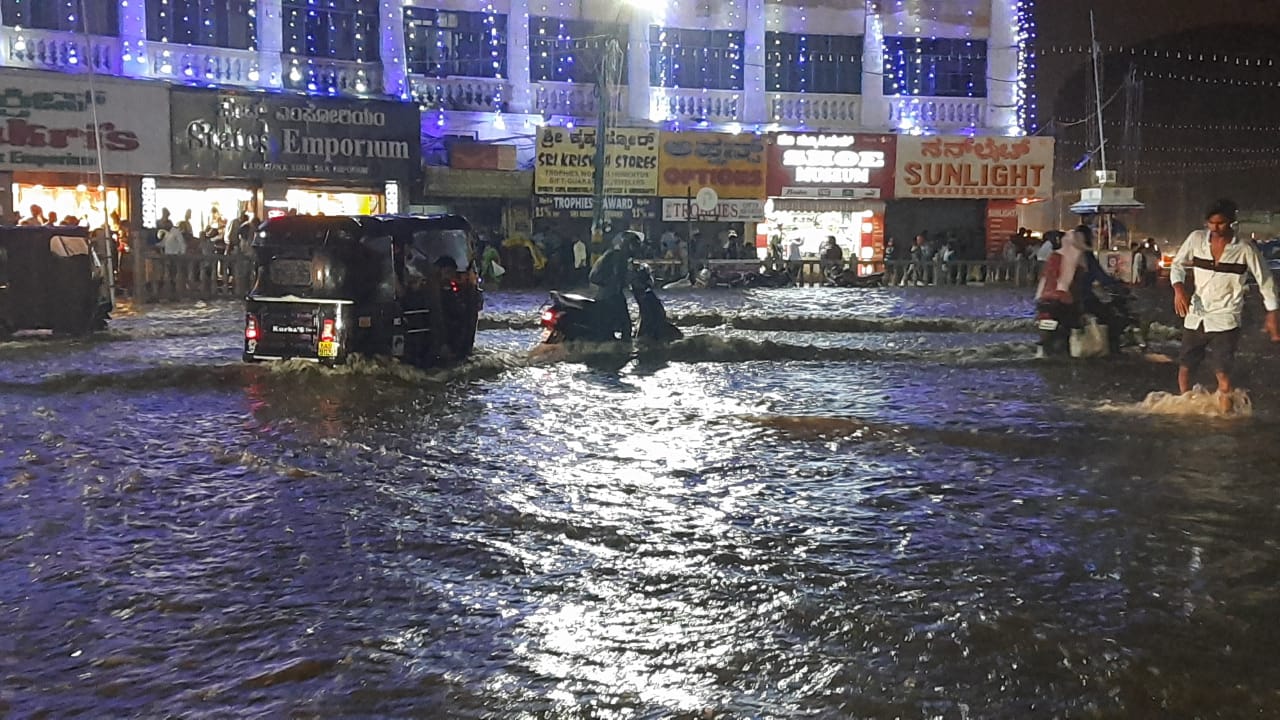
[4,286,1280,718]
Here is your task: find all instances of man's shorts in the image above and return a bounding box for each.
[1179,324,1240,374]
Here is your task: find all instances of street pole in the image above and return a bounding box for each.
[590,37,621,256]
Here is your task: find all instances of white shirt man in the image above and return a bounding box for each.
[1170,200,1280,411]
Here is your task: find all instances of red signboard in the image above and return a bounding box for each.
[766,133,896,200]
[985,199,1020,259]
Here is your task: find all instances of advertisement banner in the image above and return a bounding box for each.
[985,199,1019,259]
[0,71,170,174]
[658,132,766,200]
[767,133,896,200]
[534,127,659,196]
[170,88,420,180]
[895,135,1054,200]
[534,195,657,220]
[661,198,764,222]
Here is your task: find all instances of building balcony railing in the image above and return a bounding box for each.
[144,42,261,88]
[533,80,625,117]
[886,96,987,131]
[410,74,508,112]
[770,92,863,129]
[0,26,120,74]
[282,55,382,96]
[652,88,741,124]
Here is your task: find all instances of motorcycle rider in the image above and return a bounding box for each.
[589,231,639,341]
[1076,224,1131,355]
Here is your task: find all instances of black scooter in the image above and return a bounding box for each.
[540,262,682,344]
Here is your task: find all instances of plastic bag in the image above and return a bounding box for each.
[1070,316,1109,358]
[490,260,506,277]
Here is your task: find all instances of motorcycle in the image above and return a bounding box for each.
[1036,286,1138,357]
[823,265,885,288]
[540,262,682,344]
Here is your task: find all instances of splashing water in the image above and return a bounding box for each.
[1119,385,1254,418]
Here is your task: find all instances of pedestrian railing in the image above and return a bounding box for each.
[131,253,255,305]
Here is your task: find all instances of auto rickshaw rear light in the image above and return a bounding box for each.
[320,318,336,342]
[245,314,259,341]
[450,280,460,293]
[540,309,558,326]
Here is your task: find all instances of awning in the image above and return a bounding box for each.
[1070,186,1145,214]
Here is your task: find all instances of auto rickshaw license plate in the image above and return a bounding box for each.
[318,340,338,358]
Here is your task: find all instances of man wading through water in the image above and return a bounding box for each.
[1170,198,1280,414]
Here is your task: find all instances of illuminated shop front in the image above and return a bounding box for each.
[0,70,169,229]
[762,133,896,272]
[10,181,127,227]
[888,135,1055,259]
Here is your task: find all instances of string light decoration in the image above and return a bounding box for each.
[281,0,378,95]
[143,0,259,81]
[481,0,504,111]
[1014,0,1036,133]
[1042,45,1276,67]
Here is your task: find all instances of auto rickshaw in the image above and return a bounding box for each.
[243,214,482,366]
[0,225,113,337]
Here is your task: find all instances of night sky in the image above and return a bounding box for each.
[1034,0,1280,238]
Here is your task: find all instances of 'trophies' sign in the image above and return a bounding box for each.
[170,88,420,180]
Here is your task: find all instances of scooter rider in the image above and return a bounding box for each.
[589,231,639,341]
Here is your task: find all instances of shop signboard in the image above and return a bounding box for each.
[0,70,170,174]
[661,198,764,222]
[534,194,657,221]
[534,127,659,196]
[766,133,896,200]
[169,88,420,180]
[895,135,1054,200]
[658,132,766,200]
[985,199,1020,259]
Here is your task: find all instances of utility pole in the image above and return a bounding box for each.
[590,37,623,254]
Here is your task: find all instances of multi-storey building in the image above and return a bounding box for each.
[0,0,1041,260]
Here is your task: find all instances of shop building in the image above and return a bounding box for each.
[763,133,895,272]
[656,131,766,258]
[416,142,532,240]
[532,126,659,248]
[889,135,1054,259]
[0,69,170,231]
[155,88,421,234]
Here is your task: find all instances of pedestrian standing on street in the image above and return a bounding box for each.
[1170,198,1280,414]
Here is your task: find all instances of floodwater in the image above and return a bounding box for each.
[3,285,1280,719]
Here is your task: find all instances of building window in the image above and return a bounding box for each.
[404,8,506,79]
[2,0,118,35]
[882,37,987,98]
[146,0,256,49]
[282,0,379,62]
[765,32,862,94]
[649,27,743,91]
[529,16,626,85]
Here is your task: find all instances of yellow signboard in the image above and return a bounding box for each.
[657,132,767,200]
[534,127,659,196]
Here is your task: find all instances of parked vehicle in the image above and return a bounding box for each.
[0,225,112,337]
[244,214,482,366]
[822,265,885,288]
[539,262,681,344]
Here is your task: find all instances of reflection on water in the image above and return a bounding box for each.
[3,287,1280,717]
